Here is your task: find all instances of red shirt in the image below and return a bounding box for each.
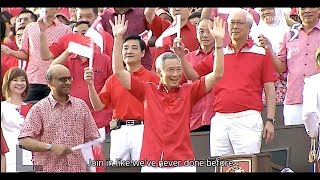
[1,129,9,154]
[99,66,159,121]
[130,76,207,166]
[49,32,113,59]
[64,53,113,128]
[101,8,152,70]
[186,48,215,131]
[194,39,278,113]
[150,15,199,71]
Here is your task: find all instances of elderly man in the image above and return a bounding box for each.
[88,14,224,172]
[185,18,216,131]
[259,7,320,126]
[18,64,100,172]
[181,9,278,157]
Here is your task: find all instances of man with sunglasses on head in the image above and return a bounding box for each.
[18,64,100,172]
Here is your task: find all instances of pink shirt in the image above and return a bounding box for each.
[18,94,100,172]
[20,19,71,84]
[185,48,215,131]
[277,20,320,105]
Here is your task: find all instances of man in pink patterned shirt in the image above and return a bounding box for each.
[18,64,100,172]
[1,8,71,102]
[259,7,320,125]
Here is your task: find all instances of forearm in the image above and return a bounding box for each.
[9,50,28,61]
[270,49,286,73]
[144,8,157,24]
[18,137,50,152]
[40,31,54,61]
[180,55,200,80]
[88,84,105,111]
[1,155,5,172]
[201,8,212,19]
[50,50,69,66]
[264,83,276,119]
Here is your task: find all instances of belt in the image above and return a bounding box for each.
[120,120,143,126]
[215,110,261,119]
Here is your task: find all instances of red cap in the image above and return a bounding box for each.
[56,8,70,21]
[3,7,23,17]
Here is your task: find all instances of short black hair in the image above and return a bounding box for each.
[1,16,8,43]
[196,18,214,27]
[1,11,13,22]
[123,35,146,51]
[188,11,201,20]
[18,9,38,22]
[74,21,90,28]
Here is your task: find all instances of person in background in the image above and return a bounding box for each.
[188,11,201,25]
[56,8,70,25]
[18,64,100,172]
[1,68,33,172]
[258,7,320,126]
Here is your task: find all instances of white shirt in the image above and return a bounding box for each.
[1,101,33,172]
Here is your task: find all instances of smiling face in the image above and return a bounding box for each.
[259,8,276,24]
[2,68,30,100]
[228,11,251,42]
[157,56,182,90]
[47,65,72,97]
[299,8,320,26]
[9,76,27,97]
[197,19,215,48]
[122,39,145,65]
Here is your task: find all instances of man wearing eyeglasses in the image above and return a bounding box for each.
[18,64,101,172]
[180,9,277,157]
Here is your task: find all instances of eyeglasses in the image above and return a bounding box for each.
[230,21,245,26]
[52,76,73,83]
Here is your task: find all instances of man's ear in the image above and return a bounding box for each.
[156,68,162,77]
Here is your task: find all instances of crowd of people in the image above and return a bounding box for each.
[0,7,319,172]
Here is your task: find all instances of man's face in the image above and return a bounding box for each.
[158,58,182,89]
[72,23,89,35]
[122,39,144,65]
[228,12,250,42]
[17,13,34,29]
[49,69,72,96]
[15,29,24,49]
[197,19,215,48]
[169,8,192,21]
[299,8,320,26]
[259,8,276,25]
[76,8,96,25]
[39,8,58,19]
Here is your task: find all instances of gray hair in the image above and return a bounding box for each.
[155,52,180,71]
[227,9,254,29]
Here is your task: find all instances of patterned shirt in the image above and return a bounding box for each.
[20,18,71,85]
[18,94,100,172]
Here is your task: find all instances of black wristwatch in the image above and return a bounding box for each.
[266,118,276,125]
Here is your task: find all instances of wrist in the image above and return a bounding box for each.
[266,118,276,125]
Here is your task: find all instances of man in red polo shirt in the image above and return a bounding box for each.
[84,25,159,165]
[39,8,114,61]
[93,14,224,172]
[181,9,277,157]
[144,8,199,71]
[50,21,112,172]
[186,18,216,132]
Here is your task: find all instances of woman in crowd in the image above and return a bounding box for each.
[1,67,33,172]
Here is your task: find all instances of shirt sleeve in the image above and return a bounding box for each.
[20,25,29,54]
[194,53,214,77]
[18,105,43,139]
[190,76,208,106]
[98,76,112,110]
[262,50,278,83]
[129,75,146,102]
[49,35,68,59]
[102,31,114,59]
[149,15,170,38]
[82,102,101,142]
[276,32,288,63]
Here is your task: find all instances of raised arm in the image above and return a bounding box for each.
[204,17,225,92]
[201,8,213,19]
[109,14,131,90]
[38,18,55,61]
[1,45,28,60]
[144,8,157,25]
[50,49,71,66]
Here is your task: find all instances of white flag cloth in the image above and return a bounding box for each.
[85,28,104,54]
[67,41,94,59]
[155,20,180,47]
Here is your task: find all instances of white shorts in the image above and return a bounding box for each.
[283,104,303,126]
[210,110,263,157]
[110,122,144,163]
[141,166,196,173]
